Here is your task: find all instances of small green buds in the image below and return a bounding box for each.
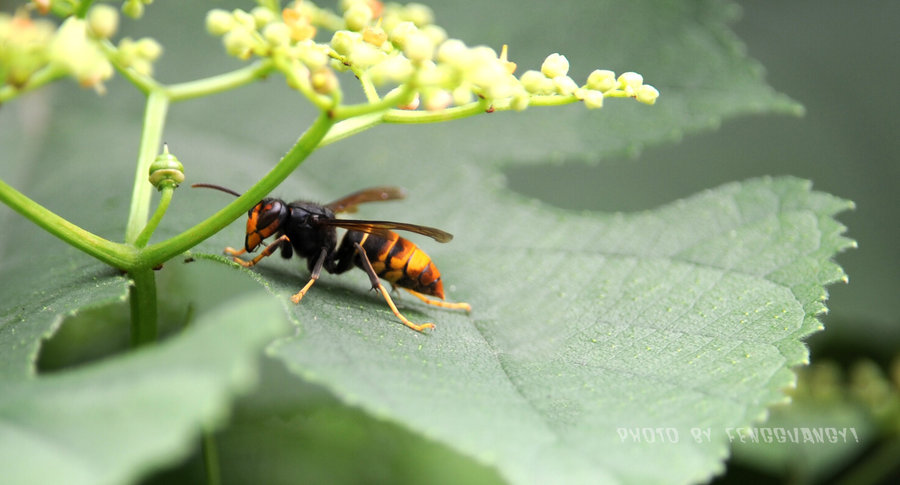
[148,145,185,191]
[122,0,152,19]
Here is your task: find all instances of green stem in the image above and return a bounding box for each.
[528,94,580,107]
[321,96,490,147]
[100,40,162,95]
[128,267,158,347]
[125,90,169,245]
[139,112,335,265]
[332,83,416,120]
[0,178,136,268]
[166,60,275,102]
[202,431,222,485]
[383,97,492,123]
[134,186,174,248]
[0,64,67,103]
[74,0,96,18]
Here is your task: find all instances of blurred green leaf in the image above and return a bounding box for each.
[0,288,288,485]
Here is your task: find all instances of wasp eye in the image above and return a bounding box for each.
[257,201,284,228]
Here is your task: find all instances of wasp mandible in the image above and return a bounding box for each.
[193,184,471,332]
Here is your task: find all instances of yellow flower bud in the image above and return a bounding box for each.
[587,69,616,92]
[635,84,659,105]
[87,4,119,39]
[206,9,234,36]
[344,2,373,32]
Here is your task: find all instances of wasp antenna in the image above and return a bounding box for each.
[191,183,242,197]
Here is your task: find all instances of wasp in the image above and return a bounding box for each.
[193,184,471,332]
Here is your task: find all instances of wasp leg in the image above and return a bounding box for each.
[403,288,472,313]
[226,235,290,268]
[290,247,328,304]
[353,242,435,332]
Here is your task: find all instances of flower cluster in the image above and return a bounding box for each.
[0,5,162,96]
[206,0,658,112]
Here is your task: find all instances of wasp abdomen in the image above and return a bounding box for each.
[350,231,445,299]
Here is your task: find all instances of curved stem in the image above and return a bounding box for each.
[134,186,174,248]
[139,112,335,265]
[0,64,67,103]
[382,97,492,123]
[166,60,275,102]
[125,90,170,245]
[332,83,416,120]
[0,178,136,268]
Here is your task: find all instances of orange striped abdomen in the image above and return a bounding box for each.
[353,231,445,299]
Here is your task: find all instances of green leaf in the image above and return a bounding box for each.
[259,176,852,485]
[0,285,288,485]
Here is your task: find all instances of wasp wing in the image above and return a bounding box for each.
[325,187,407,214]
[316,219,453,243]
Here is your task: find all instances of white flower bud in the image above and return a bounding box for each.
[636,84,659,105]
[552,75,578,95]
[587,69,616,92]
[581,89,604,109]
[403,30,435,62]
[87,4,119,39]
[541,53,569,78]
[206,9,234,36]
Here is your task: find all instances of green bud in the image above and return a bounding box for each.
[587,69,616,92]
[541,53,569,79]
[122,0,144,19]
[310,66,338,95]
[148,146,185,190]
[206,9,234,36]
[88,4,119,39]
